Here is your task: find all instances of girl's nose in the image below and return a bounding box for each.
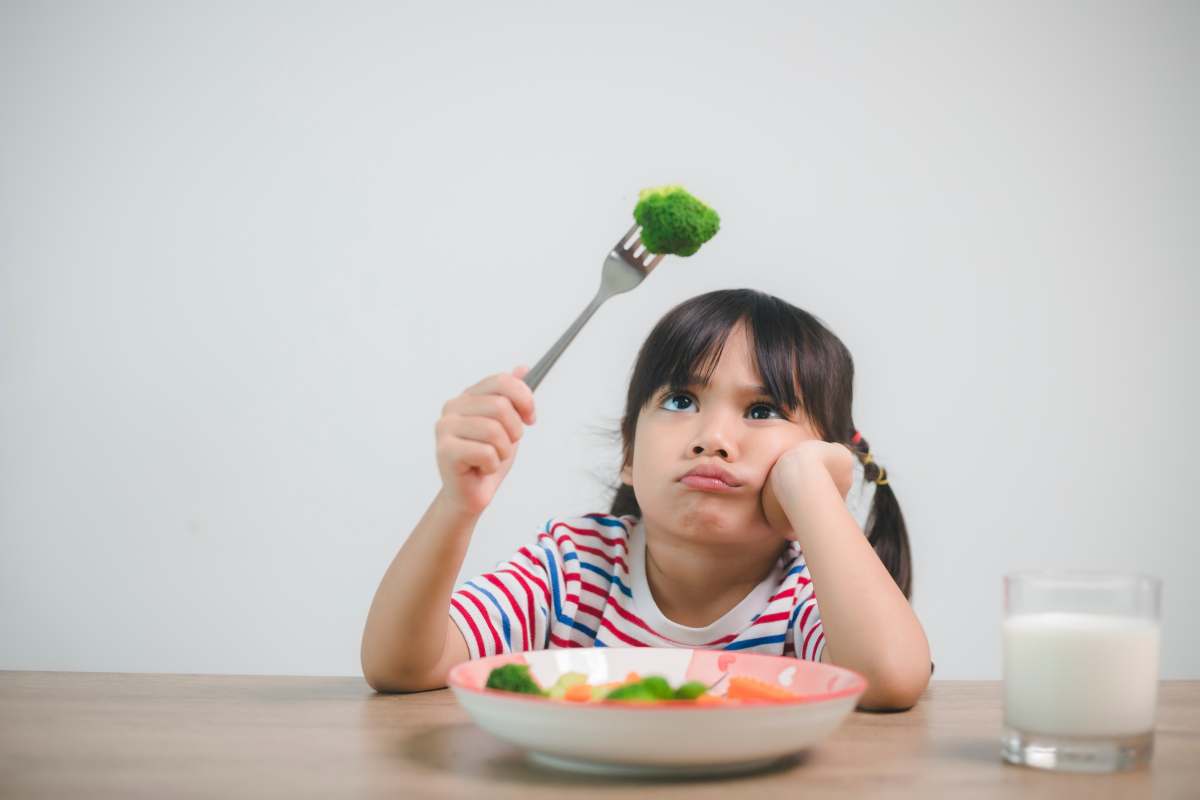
[692,444,729,458]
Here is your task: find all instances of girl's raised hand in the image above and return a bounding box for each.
[435,366,537,517]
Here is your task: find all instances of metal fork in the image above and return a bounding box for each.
[522,223,665,391]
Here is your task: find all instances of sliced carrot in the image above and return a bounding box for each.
[694,694,727,705]
[725,676,799,702]
[624,671,640,683]
[563,684,594,703]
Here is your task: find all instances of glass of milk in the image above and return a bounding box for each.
[1002,571,1161,772]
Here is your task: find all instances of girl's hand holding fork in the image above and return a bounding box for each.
[435,365,537,517]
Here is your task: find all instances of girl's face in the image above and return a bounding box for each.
[619,323,821,543]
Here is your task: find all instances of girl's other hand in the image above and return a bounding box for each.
[435,366,536,517]
[761,441,856,536]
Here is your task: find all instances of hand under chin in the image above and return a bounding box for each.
[760,479,795,539]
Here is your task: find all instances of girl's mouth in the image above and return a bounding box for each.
[679,475,741,493]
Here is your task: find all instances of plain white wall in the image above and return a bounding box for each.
[2,1,1197,679]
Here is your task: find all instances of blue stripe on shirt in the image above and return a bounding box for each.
[790,595,817,630]
[725,633,788,651]
[466,580,512,651]
[578,562,633,598]
[538,542,599,639]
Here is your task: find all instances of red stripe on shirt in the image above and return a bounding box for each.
[581,582,609,598]
[538,532,568,550]
[549,633,585,648]
[600,617,652,647]
[573,543,629,571]
[484,573,528,651]
[769,587,796,603]
[802,621,823,660]
[811,630,826,660]
[576,602,604,619]
[798,601,816,632]
[550,521,630,551]
[608,600,737,648]
[497,568,537,648]
[750,611,790,627]
[450,596,485,657]
[460,588,503,655]
[510,556,551,606]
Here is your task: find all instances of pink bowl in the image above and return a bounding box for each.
[446,647,868,776]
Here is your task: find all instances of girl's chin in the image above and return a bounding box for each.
[652,504,772,541]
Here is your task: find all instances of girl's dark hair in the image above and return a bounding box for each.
[609,288,913,598]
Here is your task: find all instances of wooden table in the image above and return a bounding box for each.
[1,673,1196,799]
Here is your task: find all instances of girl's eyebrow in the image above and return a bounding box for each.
[675,374,773,396]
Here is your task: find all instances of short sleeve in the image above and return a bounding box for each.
[449,540,556,660]
[789,578,826,663]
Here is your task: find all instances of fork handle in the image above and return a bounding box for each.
[523,288,611,391]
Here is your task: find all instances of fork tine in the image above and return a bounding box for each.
[616,223,640,251]
[645,252,665,271]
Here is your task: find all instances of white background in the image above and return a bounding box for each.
[2,1,1197,679]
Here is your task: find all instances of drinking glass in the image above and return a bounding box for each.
[1002,571,1161,772]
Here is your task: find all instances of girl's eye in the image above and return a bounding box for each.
[662,393,782,419]
[659,392,696,412]
[748,402,782,420]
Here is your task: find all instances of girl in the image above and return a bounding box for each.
[362,289,932,709]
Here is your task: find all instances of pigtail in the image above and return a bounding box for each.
[610,482,640,517]
[850,432,913,600]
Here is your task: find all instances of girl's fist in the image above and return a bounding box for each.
[435,366,536,516]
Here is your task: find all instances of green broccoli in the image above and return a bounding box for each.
[603,675,675,702]
[672,680,710,700]
[603,675,713,702]
[484,664,546,696]
[632,185,720,257]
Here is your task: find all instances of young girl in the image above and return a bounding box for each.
[362,289,932,709]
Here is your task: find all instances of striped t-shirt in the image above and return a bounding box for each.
[449,459,877,662]
[449,514,830,662]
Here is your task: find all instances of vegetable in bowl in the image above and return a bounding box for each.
[484,663,546,696]
[483,664,798,704]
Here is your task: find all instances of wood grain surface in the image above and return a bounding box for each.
[1,673,1196,799]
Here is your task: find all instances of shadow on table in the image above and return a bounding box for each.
[396,721,808,786]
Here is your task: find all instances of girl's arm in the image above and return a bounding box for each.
[361,367,535,692]
[360,490,477,692]
[765,442,931,710]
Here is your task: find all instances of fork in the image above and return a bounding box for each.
[522,223,665,391]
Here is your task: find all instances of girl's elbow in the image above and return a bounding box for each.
[363,663,430,694]
[362,657,404,693]
[859,659,931,711]
[361,646,415,693]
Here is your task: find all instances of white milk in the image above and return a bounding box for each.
[1003,612,1160,737]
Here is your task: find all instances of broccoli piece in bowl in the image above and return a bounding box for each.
[484,664,546,696]
[603,676,675,702]
[672,680,710,700]
[633,185,720,257]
